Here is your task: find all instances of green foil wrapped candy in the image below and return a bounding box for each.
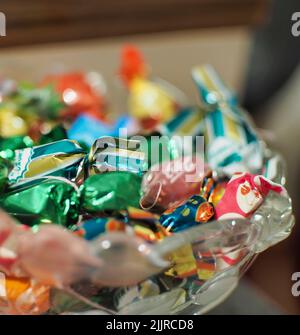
[0,158,12,193]
[10,83,64,120]
[0,135,34,161]
[8,139,86,187]
[0,177,80,227]
[81,172,142,212]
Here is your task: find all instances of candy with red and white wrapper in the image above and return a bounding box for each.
[215,172,287,220]
[214,172,287,269]
[141,155,210,212]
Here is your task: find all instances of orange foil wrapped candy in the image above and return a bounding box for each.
[42,72,106,121]
[0,273,50,315]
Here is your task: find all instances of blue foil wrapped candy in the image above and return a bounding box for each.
[67,114,138,148]
[159,195,214,233]
[73,217,126,240]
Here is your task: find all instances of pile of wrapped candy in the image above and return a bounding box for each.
[0,46,290,315]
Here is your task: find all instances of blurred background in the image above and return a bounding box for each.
[0,0,299,314]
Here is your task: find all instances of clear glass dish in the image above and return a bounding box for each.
[57,148,294,315]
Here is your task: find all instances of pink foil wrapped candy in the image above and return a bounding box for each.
[141,155,210,212]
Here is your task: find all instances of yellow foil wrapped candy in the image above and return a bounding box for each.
[129,77,176,122]
[119,45,177,129]
[0,108,28,138]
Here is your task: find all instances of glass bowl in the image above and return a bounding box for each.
[56,148,294,315]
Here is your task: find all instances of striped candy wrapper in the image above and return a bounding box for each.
[192,65,264,176]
